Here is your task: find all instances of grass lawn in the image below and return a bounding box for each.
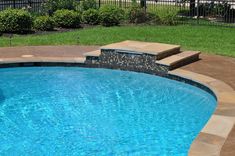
[0,25,235,57]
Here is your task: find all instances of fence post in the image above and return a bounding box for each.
[189,0,195,16]
[98,0,101,8]
[140,0,147,13]
[197,0,199,24]
[28,0,32,7]
[144,0,147,13]
[13,0,16,9]
[119,0,122,8]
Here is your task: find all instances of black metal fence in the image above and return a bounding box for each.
[0,0,234,26]
[0,0,44,12]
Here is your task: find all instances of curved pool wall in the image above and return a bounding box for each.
[0,67,216,155]
[0,62,217,100]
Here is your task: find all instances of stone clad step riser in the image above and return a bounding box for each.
[169,54,200,70]
[99,49,169,73]
[84,51,199,72]
[82,41,200,72]
[155,47,181,60]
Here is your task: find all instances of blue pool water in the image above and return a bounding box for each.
[0,67,216,156]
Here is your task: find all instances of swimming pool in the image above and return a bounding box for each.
[0,67,216,155]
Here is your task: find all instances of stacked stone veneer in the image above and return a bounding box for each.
[86,49,169,73]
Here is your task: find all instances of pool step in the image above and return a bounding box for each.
[156,51,201,70]
[83,41,200,72]
[101,40,181,60]
[83,40,181,60]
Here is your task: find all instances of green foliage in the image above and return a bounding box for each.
[53,9,80,28]
[79,0,97,11]
[42,0,78,14]
[99,5,124,27]
[146,12,160,24]
[0,9,33,33]
[155,8,179,25]
[82,9,99,25]
[33,16,55,31]
[127,5,147,24]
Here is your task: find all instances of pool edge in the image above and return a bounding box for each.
[0,61,234,156]
[169,69,235,156]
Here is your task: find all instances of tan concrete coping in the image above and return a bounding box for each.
[169,69,235,156]
[101,40,180,56]
[0,57,86,64]
[83,50,101,57]
[156,51,201,66]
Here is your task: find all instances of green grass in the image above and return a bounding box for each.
[0,25,235,57]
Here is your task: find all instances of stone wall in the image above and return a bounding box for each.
[96,49,169,73]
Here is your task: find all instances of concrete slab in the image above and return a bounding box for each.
[101,40,180,56]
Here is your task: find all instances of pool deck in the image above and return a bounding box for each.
[0,45,234,156]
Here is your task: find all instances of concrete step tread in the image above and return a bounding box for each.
[101,40,180,57]
[83,50,101,57]
[156,51,201,66]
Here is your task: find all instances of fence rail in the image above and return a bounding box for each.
[0,0,234,26]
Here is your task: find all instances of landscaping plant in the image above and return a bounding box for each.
[42,0,78,14]
[155,8,179,25]
[0,9,33,33]
[79,0,97,11]
[82,9,99,25]
[33,16,55,31]
[127,4,147,24]
[53,9,81,28]
[99,5,124,27]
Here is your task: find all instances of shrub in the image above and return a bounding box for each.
[155,8,179,25]
[33,16,55,31]
[42,0,78,14]
[53,9,80,28]
[0,9,33,33]
[99,5,124,27]
[127,5,147,24]
[146,11,160,24]
[82,9,99,25]
[79,0,97,11]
